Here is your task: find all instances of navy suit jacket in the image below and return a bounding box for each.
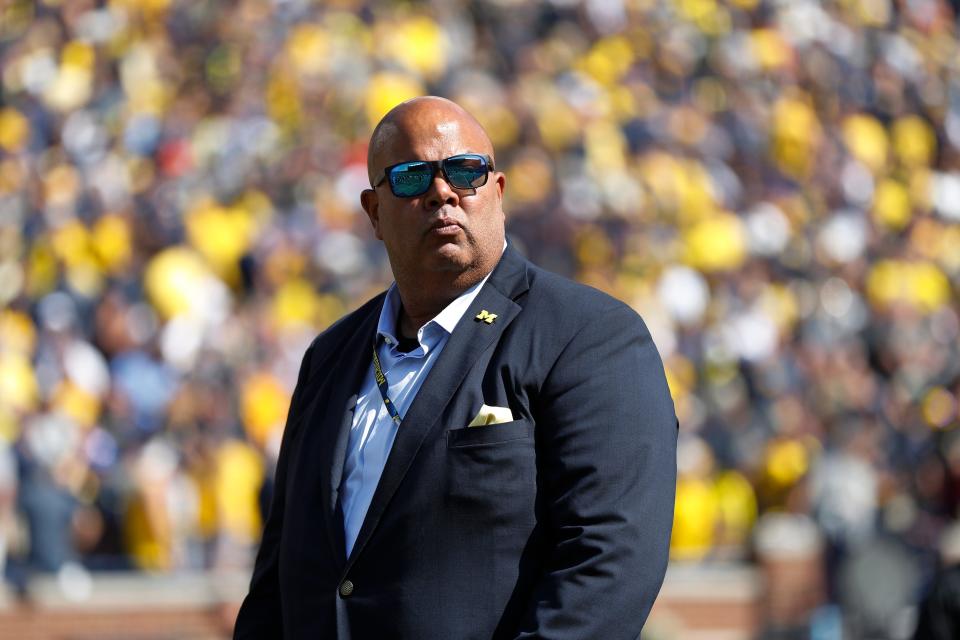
[234,245,678,639]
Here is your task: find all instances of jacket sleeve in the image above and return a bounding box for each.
[234,340,316,639]
[515,303,678,639]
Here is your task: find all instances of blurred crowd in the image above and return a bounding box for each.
[1,0,959,635]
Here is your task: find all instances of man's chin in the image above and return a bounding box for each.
[428,258,471,274]
[429,242,470,268]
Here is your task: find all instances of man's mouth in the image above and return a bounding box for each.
[428,217,462,237]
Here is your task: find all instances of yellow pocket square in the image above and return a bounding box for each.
[468,404,515,427]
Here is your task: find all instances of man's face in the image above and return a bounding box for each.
[361,108,506,289]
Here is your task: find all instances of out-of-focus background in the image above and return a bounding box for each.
[0,0,958,638]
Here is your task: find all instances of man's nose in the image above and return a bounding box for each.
[423,172,460,209]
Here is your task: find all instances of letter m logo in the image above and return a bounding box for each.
[474,310,498,324]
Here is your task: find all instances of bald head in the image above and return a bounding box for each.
[367,96,495,185]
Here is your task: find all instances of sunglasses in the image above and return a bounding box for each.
[373,154,495,198]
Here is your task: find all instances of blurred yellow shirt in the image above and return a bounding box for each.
[215,440,265,543]
[671,475,718,561]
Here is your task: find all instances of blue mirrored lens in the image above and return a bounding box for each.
[389,162,432,196]
[444,156,488,188]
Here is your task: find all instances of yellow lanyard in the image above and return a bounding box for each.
[372,344,402,424]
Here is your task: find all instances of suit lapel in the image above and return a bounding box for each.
[346,246,531,567]
[299,301,381,569]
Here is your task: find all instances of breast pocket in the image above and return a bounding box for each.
[444,419,536,519]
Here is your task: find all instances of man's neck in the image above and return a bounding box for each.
[395,291,455,340]
[393,272,485,339]
[392,244,506,339]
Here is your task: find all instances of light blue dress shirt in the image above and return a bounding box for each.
[340,273,492,557]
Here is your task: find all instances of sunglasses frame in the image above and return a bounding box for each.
[373,154,495,197]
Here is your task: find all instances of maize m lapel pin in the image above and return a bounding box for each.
[475,310,497,324]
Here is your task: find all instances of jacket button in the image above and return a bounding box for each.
[339,579,354,597]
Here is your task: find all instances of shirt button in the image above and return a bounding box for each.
[339,579,354,597]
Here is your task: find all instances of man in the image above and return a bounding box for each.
[235,96,677,639]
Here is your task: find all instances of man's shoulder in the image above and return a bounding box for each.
[513,257,645,342]
[524,260,635,317]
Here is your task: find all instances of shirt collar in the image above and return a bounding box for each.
[376,270,493,348]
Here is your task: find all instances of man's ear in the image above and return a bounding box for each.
[493,171,506,203]
[360,189,383,240]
